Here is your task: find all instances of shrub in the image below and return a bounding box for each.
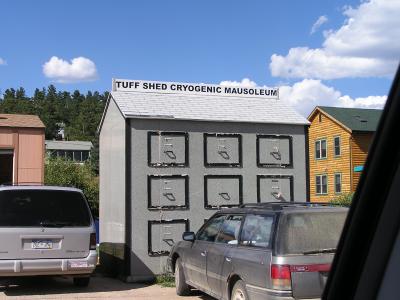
[330,193,353,207]
[44,157,99,217]
[156,273,175,287]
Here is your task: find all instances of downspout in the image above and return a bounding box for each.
[349,135,354,193]
[124,118,132,279]
[305,125,310,202]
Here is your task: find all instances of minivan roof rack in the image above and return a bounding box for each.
[238,202,333,210]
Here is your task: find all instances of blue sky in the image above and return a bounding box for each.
[0,0,398,115]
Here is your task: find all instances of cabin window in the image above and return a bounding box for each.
[334,136,341,157]
[334,173,342,194]
[318,114,322,122]
[81,151,90,161]
[316,175,328,195]
[66,151,73,160]
[315,139,327,159]
[56,150,65,157]
[51,150,90,162]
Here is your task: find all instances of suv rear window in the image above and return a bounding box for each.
[276,211,347,255]
[0,189,91,227]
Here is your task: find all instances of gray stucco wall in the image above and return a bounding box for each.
[127,118,308,280]
[99,100,126,245]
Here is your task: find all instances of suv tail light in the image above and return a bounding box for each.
[90,233,97,250]
[271,264,292,290]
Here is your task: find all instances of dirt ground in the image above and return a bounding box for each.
[0,276,213,300]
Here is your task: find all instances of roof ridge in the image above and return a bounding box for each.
[110,91,310,125]
[318,106,383,111]
[112,90,281,100]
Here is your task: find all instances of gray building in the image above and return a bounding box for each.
[45,140,93,163]
[99,79,309,281]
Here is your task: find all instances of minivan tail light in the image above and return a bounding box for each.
[90,233,97,250]
[271,264,292,290]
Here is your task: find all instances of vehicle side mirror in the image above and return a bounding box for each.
[182,231,195,242]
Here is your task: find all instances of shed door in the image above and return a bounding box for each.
[205,176,242,208]
[205,134,241,166]
[258,176,293,202]
[149,133,187,166]
[258,136,291,166]
[0,150,13,184]
[149,221,188,256]
[149,175,187,209]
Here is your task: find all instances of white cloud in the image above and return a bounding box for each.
[279,79,386,116]
[337,95,387,109]
[220,78,386,116]
[279,79,341,116]
[324,1,400,59]
[270,47,394,79]
[219,78,257,87]
[270,0,400,79]
[0,58,6,65]
[310,15,328,34]
[43,56,98,83]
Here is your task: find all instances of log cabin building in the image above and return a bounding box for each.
[308,106,382,202]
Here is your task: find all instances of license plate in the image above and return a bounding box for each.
[32,240,53,249]
[69,261,88,268]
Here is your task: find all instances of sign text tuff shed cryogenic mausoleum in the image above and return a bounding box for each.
[113,79,279,97]
[99,78,309,281]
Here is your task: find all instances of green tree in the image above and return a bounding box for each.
[45,157,99,217]
[3,88,16,100]
[15,87,28,100]
[90,135,100,175]
[329,193,353,207]
[0,88,34,114]
[40,85,61,139]
[1,85,107,169]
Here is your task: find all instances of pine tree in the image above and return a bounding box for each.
[0,85,107,169]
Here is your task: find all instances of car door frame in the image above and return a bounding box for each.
[183,214,226,292]
[323,66,400,300]
[206,214,245,299]
[231,213,276,292]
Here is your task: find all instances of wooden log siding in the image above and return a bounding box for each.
[308,112,352,202]
[351,132,374,192]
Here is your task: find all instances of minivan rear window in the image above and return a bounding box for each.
[0,189,91,227]
[276,211,347,255]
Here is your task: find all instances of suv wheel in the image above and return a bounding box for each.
[175,258,191,295]
[73,277,90,287]
[231,280,249,300]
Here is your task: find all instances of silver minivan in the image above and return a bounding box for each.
[0,185,97,286]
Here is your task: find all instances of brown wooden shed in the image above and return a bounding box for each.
[0,114,45,185]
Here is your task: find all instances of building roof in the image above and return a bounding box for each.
[45,140,93,151]
[311,106,382,132]
[0,114,45,128]
[109,91,309,125]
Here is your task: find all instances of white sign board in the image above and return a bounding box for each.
[112,79,279,99]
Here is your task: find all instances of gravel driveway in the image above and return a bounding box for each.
[0,276,213,300]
